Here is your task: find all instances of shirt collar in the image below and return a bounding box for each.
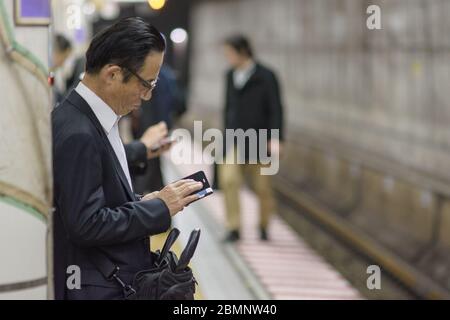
[233,61,256,89]
[234,61,256,77]
[75,81,120,134]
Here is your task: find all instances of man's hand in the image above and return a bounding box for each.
[146,139,173,159]
[156,179,203,216]
[141,191,159,201]
[139,121,169,159]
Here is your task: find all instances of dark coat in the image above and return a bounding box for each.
[124,140,148,177]
[223,62,284,160]
[52,90,170,300]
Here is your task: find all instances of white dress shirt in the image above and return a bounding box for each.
[233,61,256,89]
[75,82,133,191]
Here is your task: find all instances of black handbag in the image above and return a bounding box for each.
[89,228,201,300]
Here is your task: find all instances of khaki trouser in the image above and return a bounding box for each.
[218,151,275,231]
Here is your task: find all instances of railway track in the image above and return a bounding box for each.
[273,175,450,300]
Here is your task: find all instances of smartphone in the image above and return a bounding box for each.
[181,170,214,204]
[150,135,179,152]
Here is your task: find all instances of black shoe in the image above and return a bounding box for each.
[224,230,240,243]
[260,228,269,241]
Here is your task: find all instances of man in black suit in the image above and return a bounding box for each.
[52,17,202,300]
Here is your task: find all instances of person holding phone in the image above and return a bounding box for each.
[52,18,202,300]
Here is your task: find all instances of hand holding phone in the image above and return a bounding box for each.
[180,171,214,205]
[140,121,168,150]
[156,171,213,216]
[150,135,179,152]
[157,179,203,216]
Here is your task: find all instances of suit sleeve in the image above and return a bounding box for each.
[266,71,284,141]
[124,140,148,176]
[53,133,170,247]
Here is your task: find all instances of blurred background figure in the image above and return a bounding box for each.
[219,35,284,242]
[128,63,185,193]
[65,55,86,93]
[51,34,73,106]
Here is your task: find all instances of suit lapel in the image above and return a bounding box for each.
[66,90,136,201]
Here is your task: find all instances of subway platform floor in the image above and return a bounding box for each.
[157,141,362,300]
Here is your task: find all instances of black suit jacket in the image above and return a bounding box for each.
[52,90,170,300]
[224,62,283,136]
[223,62,284,160]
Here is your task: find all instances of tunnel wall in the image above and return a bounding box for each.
[188,0,450,181]
[0,0,51,299]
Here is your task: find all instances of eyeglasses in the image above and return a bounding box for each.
[124,68,158,93]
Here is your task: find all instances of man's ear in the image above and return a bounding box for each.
[101,64,122,85]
